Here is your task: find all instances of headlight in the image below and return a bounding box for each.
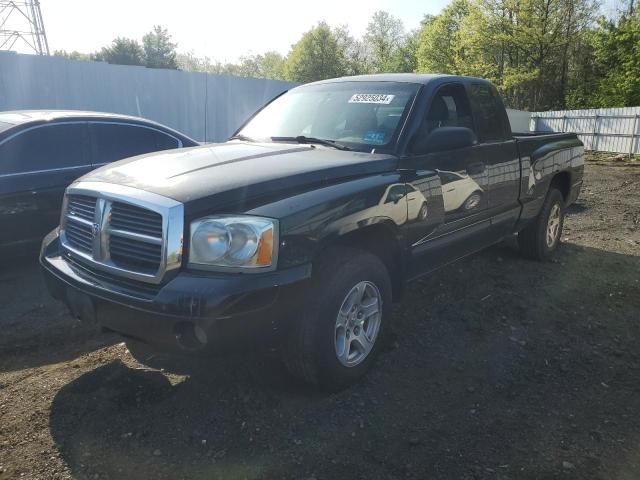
[188,216,277,271]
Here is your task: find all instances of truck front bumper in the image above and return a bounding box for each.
[40,229,312,351]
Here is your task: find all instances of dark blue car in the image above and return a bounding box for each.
[0,110,198,253]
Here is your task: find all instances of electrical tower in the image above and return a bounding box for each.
[0,1,49,55]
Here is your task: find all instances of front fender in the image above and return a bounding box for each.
[247,173,406,268]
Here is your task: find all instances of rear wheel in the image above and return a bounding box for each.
[282,247,392,390]
[518,187,565,260]
[418,202,428,220]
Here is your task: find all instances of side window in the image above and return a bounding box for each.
[154,130,181,150]
[422,83,474,135]
[89,123,180,165]
[440,172,462,185]
[385,185,406,204]
[0,124,86,175]
[469,83,507,142]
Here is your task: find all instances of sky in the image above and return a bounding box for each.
[24,0,451,61]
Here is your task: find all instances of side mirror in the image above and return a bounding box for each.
[411,127,477,154]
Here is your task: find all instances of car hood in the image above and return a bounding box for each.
[80,142,398,210]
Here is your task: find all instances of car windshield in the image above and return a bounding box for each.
[238,81,421,152]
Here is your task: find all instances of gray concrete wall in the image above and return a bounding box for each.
[0,51,297,142]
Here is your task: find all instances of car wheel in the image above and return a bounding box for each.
[518,187,565,260]
[463,191,483,211]
[418,202,428,220]
[282,247,392,390]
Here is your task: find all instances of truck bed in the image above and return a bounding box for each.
[513,132,582,158]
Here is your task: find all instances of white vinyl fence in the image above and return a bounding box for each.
[530,107,640,154]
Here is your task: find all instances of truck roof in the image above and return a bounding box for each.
[306,73,493,87]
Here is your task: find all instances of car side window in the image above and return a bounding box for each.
[0,123,86,175]
[89,123,180,165]
[469,83,508,142]
[422,83,474,135]
[440,172,462,185]
[385,185,406,204]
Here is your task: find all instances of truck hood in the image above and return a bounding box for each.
[81,142,398,211]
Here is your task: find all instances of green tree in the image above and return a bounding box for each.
[237,52,286,79]
[417,0,474,74]
[176,51,286,79]
[334,25,372,75]
[53,50,94,61]
[96,37,144,66]
[388,28,420,72]
[143,26,178,69]
[591,14,640,106]
[417,0,601,110]
[259,51,286,79]
[364,11,405,72]
[284,22,347,82]
[176,51,224,73]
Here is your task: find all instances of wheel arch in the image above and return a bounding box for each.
[550,170,571,202]
[315,221,407,302]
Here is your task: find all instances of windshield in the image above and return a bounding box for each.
[238,81,421,152]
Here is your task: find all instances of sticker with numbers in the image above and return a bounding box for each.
[348,93,395,104]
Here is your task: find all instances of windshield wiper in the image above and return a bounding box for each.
[270,135,351,151]
[229,133,256,142]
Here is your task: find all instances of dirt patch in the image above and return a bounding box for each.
[0,163,639,480]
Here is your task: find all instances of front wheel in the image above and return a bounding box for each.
[282,247,392,390]
[518,187,565,260]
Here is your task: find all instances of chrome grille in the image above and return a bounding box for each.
[110,202,163,237]
[64,195,97,254]
[67,195,96,222]
[65,220,94,253]
[60,182,184,285]
[109,233,162,273]
[64,254,163,300]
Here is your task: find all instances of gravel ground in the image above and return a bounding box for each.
[0,158,638,480]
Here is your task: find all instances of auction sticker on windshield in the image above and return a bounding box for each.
[349,94,395,104]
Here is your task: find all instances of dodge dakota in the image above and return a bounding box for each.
[40,74,584,389]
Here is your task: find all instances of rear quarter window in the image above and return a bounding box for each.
[89,123,180,165]
[469,83,508,142]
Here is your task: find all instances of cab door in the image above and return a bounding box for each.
[401,82,491,277]
[467,82,522,239]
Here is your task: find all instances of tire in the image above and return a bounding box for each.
[418,202,428,220]
[282,247,392,391]
[125,338,160,364]
[463,191,483,211]
[518,187,565,260]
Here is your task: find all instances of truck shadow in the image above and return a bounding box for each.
[48,243,640,479]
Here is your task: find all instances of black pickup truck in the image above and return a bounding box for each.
[41,74,584,389]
